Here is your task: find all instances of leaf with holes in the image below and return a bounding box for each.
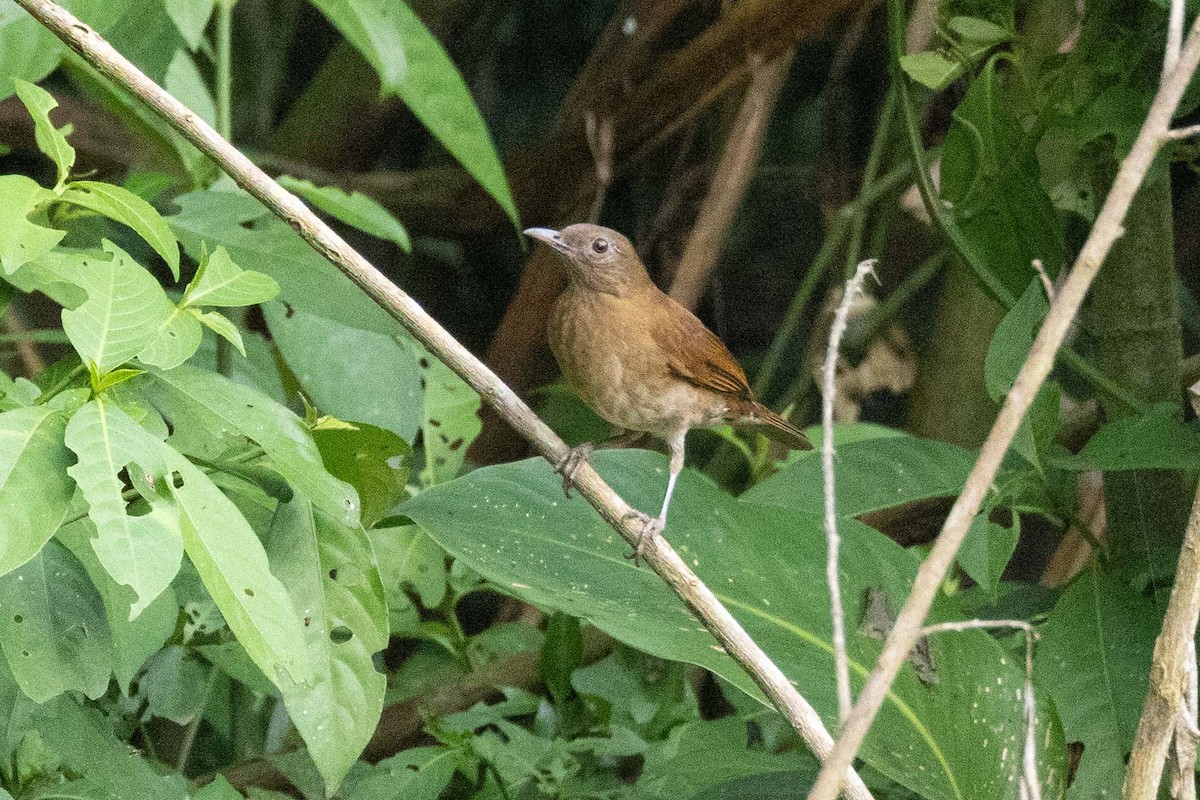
[412,341,481,486]
[0,174,64,274]
[64,398,183,619]
[57,181,181,278]
[13,79,75,188]
[404,450,1068,800]
[134,364,360,526]
[265,498,388,792]
[34,241,175,374]
[0,539,112,702]
[166,450,311,687]
[0,404,74,577]
[313,423,411,528]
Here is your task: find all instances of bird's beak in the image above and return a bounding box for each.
[524,227,569,254]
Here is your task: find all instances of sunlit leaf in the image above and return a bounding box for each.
[57,180,181,278]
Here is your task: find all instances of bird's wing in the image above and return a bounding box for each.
[650,293,753,401]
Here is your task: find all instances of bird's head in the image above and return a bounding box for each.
[524,224,650,295]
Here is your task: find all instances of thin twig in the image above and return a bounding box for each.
[920,620,1041,800]
[1167,122,1200,140]
[668,50,794,310]
[808,8,1200,800]
[1124,481,1200,800]
[823,260,877,725]
[1032,259,1055,302]
[9,3,874,797]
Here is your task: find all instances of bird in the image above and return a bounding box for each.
[525,223,812,562]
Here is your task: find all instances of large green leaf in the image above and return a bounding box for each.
[1034,566,1160,798]
[743,432,975,515]
[167,188,397,334]
[31,695,190,799]
[57,180,181,278]
[181,244,279,309]
[412,340,482,486]
[166,450,312,687]
[0,405,73,576]
[277,175,411,251]
[263,301,423,443]
[13,79,75,188]
[1054,402,1200,471]
[306,0,519,230]
[134,364,360,526]
[0,539,112,702]
[163,0,215,50]
[265,498,388,792]
[64,398,183,618]
[0,2,131,97]
[0,174,64,274]
[404,450,1067,800]
[33,241,174,373]
[942,59,1065,302]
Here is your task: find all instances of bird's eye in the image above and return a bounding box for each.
[591,238,609,254]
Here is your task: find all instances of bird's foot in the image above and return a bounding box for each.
[555,442,595,498]
[621,510,665,566]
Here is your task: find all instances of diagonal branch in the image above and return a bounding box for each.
[9,2,873,797]
[806,7,1200,800]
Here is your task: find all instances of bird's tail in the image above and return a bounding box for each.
[742,403,813,451]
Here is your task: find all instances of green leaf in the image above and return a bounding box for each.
[404,450,1068,800]
[263,302,423,443]
[12,79,75,188]
[1034,566,1159,798]
[1055,402,1200,471]
[541,612,582,705]
[140,644,212,723]
[985,280,1049,401]
[947,16,1012,46]
[942,59,1066,302]
[313,423,411,528]
[0,405,74,576]
[57,181,181,278]
[196,775,244,800]
[134,364,360,526]
[35,241,175,373]
[182,244,280,308]
[31,695,190,799]
[163,0,215,50]
[341,747,461,800]
[164,48,217,125]
[640,716,815,799]
[413,341,482,486]
[264,498,388,793]
[192,308,246,355]
[277,175,411,251]
[0,539,112,702]
[64,399,184,618]
[743,432,975,515]
[137,305,204,370]
[306,0,519,230]
[369,525,447,616]
[57,518,177,694]
[0,174,64,274]
[195,641,277,696]
[900,51,963,90]
[166,450,312,686]
[956,515,1019,601]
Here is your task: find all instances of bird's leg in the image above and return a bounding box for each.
[555,429,645,498]
[625,430,686,564]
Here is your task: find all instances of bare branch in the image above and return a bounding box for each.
[8,2,874,797]
[807,9,1200,800]
[668,50,794,310]
[823,260,877,725]
[1166,0,1185,77]
[1124,482,1200,800]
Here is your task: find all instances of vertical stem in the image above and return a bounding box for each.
[215,0,235,142]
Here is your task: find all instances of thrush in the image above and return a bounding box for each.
[526,223,812,561]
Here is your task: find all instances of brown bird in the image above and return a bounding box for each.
[526,223,812,561]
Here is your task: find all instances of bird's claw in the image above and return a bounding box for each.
[621,510,665,566]
[555,442,595,498]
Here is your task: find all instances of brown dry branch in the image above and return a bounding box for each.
[667,50,795,311]
[807,9,1200,800]
[822,260,878,725]
[1124,481,1200,800]
[9,2,874,797]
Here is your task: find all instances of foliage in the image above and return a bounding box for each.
[0,0,1194,798]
